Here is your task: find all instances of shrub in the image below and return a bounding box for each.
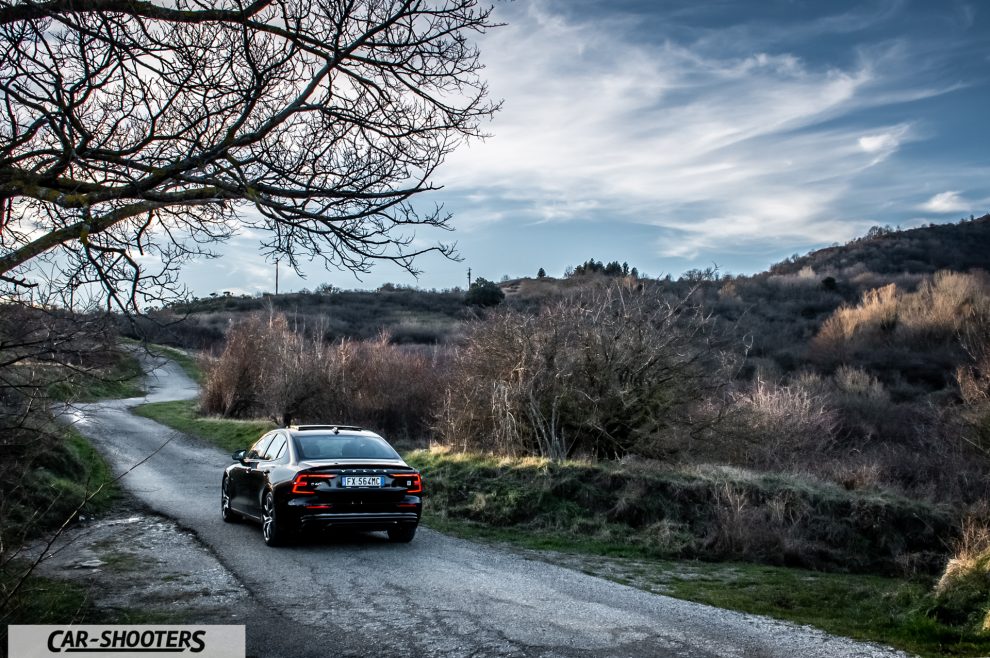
[436,283,729,460]
[724,375,838,466]
[932,517,990,632]
[464,277,505,307]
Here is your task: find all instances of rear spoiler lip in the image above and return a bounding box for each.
[298,459,415,471]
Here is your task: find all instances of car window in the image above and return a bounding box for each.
[266,434,287,461]
[294,434,400,461]
[250,434,274,460]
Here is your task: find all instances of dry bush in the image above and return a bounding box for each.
[316,333,447,440]
[200,314,291,417]
[435,283,728,460]
[957,310,990,406]
[201,313,445,441]
[933,516,990,632]
[722,374,838,467]
[812,284,899,361]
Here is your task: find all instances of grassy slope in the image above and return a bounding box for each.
[133,397,990,657]
[3,356,133,636]
[404,449,953,574]
[48,349,145,402]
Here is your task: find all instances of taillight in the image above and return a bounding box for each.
[291,473,335,494]
[390,473,422,494]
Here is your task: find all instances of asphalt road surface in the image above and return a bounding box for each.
[64,355,910,658]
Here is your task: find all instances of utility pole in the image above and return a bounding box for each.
[467,267,472,288]
[275,259,280,295]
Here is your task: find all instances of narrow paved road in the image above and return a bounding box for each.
[65,355,909,658]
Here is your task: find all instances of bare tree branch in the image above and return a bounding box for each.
[0,0,497,310]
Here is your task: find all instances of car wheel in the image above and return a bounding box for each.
[387,524,417,543]
[220,476,238,523]
[262,489,291,547]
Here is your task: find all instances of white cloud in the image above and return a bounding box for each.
[438,0,950,254]
[920,191,970,214]
[857,123,911,164]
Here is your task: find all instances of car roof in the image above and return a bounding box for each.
[285,425,385,439]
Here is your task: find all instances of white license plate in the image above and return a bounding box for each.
[342,476,383,488]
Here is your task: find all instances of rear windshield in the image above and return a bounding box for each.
[293,434,400,461]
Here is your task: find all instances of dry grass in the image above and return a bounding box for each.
[813,271,990,362]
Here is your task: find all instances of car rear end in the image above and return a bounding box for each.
[283,463,423,532]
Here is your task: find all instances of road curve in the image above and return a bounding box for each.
[65,354,910,658]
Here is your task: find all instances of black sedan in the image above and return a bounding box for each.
[221,425,422,546]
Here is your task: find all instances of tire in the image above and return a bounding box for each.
[262,489,292,547]
[387,524,417,543]
[220,476,238,523]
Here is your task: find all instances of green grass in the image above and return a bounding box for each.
[48,350,145,402]
[662,562,990,658]
[132,399,274,453]
[1,570,93,629]
[2,426,119,545]
[125,405,988,656]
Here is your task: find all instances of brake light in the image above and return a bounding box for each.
[390,473,422,494]
[291,473,335,494]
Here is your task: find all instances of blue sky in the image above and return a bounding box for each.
[186,0,990,295]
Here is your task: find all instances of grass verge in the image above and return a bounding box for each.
[1,426,122,642]
[404,448,953,574]
[127,402,988,656]
[1,565,186,649]
[48,349,145,402]
[132,399,274,454]
[659,562,990,658]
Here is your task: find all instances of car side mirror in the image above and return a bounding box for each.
[231,449,247,462]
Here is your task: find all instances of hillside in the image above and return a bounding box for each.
[129,286,470,348]
[770,214,990,277]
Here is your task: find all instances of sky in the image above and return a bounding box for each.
[184,0,990,296]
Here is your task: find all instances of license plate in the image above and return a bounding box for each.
[342,476,383,488]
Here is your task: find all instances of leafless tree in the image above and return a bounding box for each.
[0,0,497,310]
[436,282,731,460]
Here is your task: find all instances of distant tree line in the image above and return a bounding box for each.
[566,259,638,278]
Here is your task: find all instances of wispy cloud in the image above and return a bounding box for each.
[439,0,976,260]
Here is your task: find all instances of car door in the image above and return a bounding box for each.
[230,432,274,516]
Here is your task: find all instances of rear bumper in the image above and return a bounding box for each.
[296,511,419,530]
